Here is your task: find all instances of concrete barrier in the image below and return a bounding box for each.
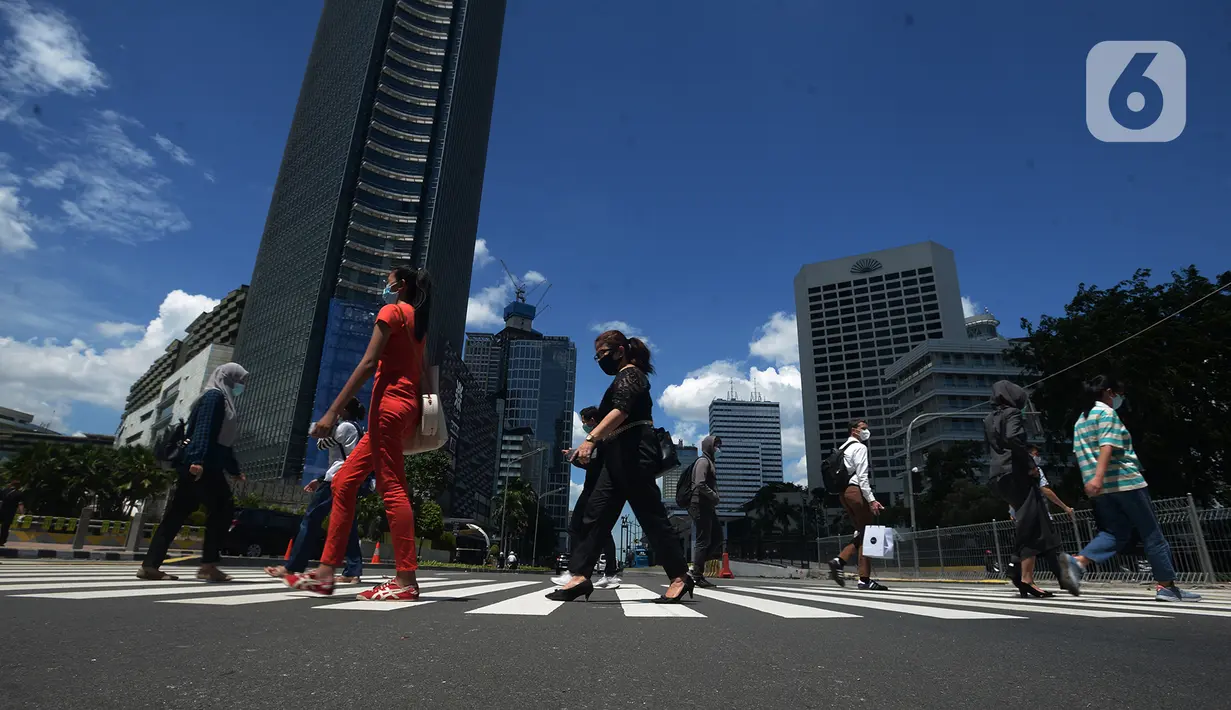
[728,561,808,579]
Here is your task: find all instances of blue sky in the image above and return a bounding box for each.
[1,1,1227,508]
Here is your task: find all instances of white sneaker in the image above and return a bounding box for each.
[551,573,571,586]
[594,575,611,589]
[605,575,621,590]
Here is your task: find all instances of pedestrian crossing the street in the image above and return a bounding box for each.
[2,562,1229,622]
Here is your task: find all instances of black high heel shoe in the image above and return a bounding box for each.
[545,579,593,602]
[1019,582,1055,599]
[654,576,695,604]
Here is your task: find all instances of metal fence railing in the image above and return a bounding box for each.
[734,496,1230,584]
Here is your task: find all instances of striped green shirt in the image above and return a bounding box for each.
[1073,401,1147,493]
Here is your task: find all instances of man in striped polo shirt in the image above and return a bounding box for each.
[1060,375,1201,602]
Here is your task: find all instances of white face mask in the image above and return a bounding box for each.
[1111,394,1125,410]
[858,428,871,443]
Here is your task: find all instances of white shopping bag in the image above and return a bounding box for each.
[861,525,895,558]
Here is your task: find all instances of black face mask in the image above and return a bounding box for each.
[597,350,622,376]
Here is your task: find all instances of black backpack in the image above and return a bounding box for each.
[823,441,858,493]
[674,458,701,508]
[154,418,189,464]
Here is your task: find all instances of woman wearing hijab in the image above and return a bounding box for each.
[547,330,691,603]
[983,379,1080,597]
[284,267,430,600]
[138,362,248,582]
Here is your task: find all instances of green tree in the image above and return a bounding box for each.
[915,441,1003,527]
[1011,266,1231,502]
[0,443,172,518]
[415,499,444,541]
[490,477,536,549]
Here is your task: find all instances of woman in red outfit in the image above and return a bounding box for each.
[285,267,430,601]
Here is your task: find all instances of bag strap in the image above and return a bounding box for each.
[390,303,433,393]
[598,419,652,442]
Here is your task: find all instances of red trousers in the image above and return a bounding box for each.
[324,377,420,572]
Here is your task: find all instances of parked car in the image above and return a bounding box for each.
[222,508,308,558]
[553,553,570,575]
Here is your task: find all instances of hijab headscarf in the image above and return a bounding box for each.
[194,362,248,447]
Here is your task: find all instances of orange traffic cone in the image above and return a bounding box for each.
[284,539,293,560]
[718,552,735,578]
[370,542,382,564]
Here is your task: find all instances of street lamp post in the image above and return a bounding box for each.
[498,445,548,566]
[532,486,567,565]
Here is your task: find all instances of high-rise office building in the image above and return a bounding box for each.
[708,391,783,516]
[661,443,699,517]
[793,241,966,501]
[233,0,507,480]
[464,300,577,548]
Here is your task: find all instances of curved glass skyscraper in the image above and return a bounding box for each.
[234,0,507,480]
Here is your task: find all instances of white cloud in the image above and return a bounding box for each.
[473,238,493,267]
[0,0,107,97]
[152,133,193,166]
[670,421,700,448]
[962,296,982,318]
[589,320,653,350]
[781,425,806,460]
[28,111,190,240]
[788,455,807,482]
[568,479,584,510]
[202,170,215,183]
[0,184,36,253]
[465,269,546,330]
[570,410,585,451]
[658,360,802,425]
[749,311,798,367]
[0,289,221,431]
[95,321,142,338]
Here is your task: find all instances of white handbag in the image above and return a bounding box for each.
[861,525,895,559]
[403,365,448,455]
[388,305,448,456]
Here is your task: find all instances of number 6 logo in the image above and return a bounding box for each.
[1086,41,1186,143]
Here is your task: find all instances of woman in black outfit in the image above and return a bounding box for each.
[547,330,691,603]
[138,362,248,582]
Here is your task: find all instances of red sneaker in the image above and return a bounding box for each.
[283,570,335,596]
[356,580,420,601]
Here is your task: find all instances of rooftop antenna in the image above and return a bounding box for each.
[727,378,738,401]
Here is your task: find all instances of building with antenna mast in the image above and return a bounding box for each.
[463,263,575,551]
[708,386,783,516]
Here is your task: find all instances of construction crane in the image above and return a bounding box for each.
[500,259,527,303]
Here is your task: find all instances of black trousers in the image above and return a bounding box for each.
[142,467,234,567]
[569,466,619,577]
[570,461,687,580]
[688,499,722,575]
[0,502,18,546]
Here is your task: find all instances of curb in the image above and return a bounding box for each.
[0,547,551,575]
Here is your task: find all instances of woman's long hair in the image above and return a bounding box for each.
[595,329,654,375]
[392,267,431,341]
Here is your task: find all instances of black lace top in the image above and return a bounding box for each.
[599,366,652,428]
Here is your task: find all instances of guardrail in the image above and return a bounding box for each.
[732,496,1231,584]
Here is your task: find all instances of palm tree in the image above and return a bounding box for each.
[491,478,537,554]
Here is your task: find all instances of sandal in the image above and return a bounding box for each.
[264,565,289,578]
[197,565,233,583]
[135,567,179,581]
[284,570,335,596]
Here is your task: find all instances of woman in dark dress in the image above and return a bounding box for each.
[547,330,692,603]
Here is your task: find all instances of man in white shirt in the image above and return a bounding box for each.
[827,419,889,591]
[266,398,372,583]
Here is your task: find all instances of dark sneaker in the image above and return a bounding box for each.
[692,575,717,589]
[1156,585,1202,602]
[858,579,890,591]
[1056,553,1083,596]
[828,558,846,587]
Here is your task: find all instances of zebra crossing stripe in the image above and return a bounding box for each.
[159,577,458,606]
[868,587,1231,618]
[467,586,564,616]
[317,581,535,612]
[13,581,290,600]
[767,587,1160,619]
[690,587,860,619]
[615,584,706,618]
[744,587,1024,620]
[0,576,267,593]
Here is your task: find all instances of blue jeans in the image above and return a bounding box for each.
[287,481,363,577]
[1079,488,1175,583]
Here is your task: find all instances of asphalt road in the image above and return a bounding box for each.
[1,561,1227,709]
